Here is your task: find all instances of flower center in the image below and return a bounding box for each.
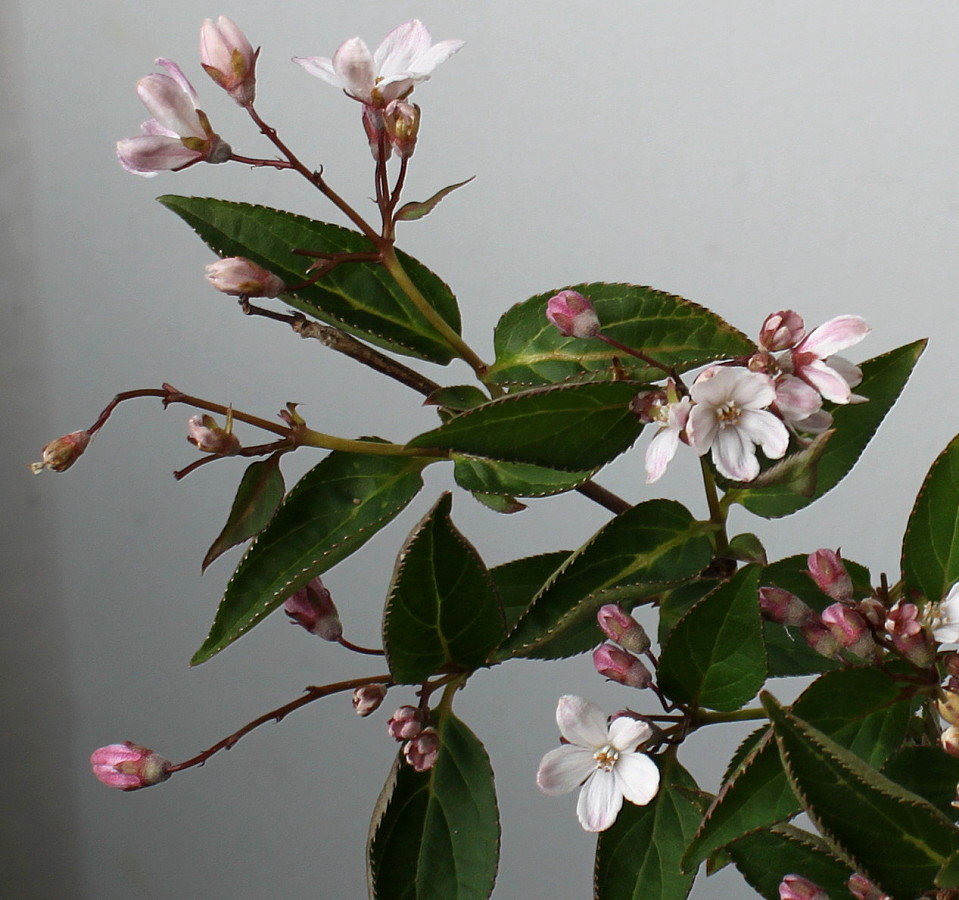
[716,401,742,427]
[593,744,620,771]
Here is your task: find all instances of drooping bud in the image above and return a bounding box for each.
[777,873,828,900]
[403,727,440,772]
[759,586,814,627]
[821,602,876,658]
[593,643,652,689]
[941,725,959,758]
[596,604,651,654]
[387,705,423,741]
[90,742,172,791]
[805,549,853,602]
[885,601,937,667]
[187,414,241,455]
[205,257,285,298]
[283,577,343,641]
[846,873,891,900]
[30,429,91,474]
[799,617,842,659]
[545,290,601,339]
[200,16,258,105]
[383,100,421,158]
[352,684,387,717]
[759,310,805,352]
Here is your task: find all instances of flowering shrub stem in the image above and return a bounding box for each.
[699,456,729,555]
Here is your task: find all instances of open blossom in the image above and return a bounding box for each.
[200,16,258,105]
[639,393,692,484]
[687,368,789,482]
[293,20,463,108]
[783,315,870,404]
[117,59,231,176]
[925,581,959,644]
[90,742,171,791]
[537,695,659,832]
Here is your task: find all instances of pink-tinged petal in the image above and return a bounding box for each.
[607,716,653,751]
[116,135,202,176]
[536,745,596,796]
[739,409,789,459]
[292,55,340,85]
[645,426,680,484]
[576,770,623,832]
[137,74,204,138]
[556,695,608,748]
[613,752,660,806]
[713,426,759,481]
[374,20,432,75]
[794,410,834,433]
[410,38,466,75]
[774,374,822,421]
[332,37,376,102]
[155,58,201,105]
[825,355,862,389]
[799,359,852,404]
[686,403,718,454]
[729,370,776,410]
[798,315,870,358]
[140,118,178,138]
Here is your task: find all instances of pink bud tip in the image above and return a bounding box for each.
[403,727,440,772]
[758,586,812,627]
[805,548,853,602]
[387,705,423,741]
[90,742,172,791]
[847,873,891,900]
[592,643,652,689]
[545,290,601,339]
[30,430,91,474]
[283,577,343,641]
[205,257,285,298]
[352,684,387,717]
[778,873,829,900]
[820,602,875,657]
[759,310,805,352]
[596,604,651,653]
[200,16,257,105]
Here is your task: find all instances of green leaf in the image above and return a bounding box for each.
[881,746,959,820]
[658,565,766,711]
[938,850,959,889]
[407,381,645,471]
[488,282,754,386]
[657,579,719,644]
[424,385,490,412]
[763,692,959,899]
[192,449,425,664]
[383,494,505,683]
[158,196,461,364]
[368,711,499,900]
[727,533,767,566]
[202,455,285,571]
[469,492,526,514]
[395,177,475,221]
[728,340,926,518]
[902,432,959,604]
[489,551,571,631]
[453,454,596,498]
[496,500,713,661]
[594,754,705,900]
[725,824,853,900]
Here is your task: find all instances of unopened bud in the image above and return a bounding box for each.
[821,602,876,658]
[387,706,423,741]
[403,727,440,772]
[596,604,651,654]
[886,602,937,667]
[90,742,172,791]
[283,577,342,641]
[778,873,828,900]
[545,290,601,339]
[805,548,853,602]
[383,100,420,159]
[205,257,285,298]
[942,725,959,758]
[200,16,258,105]
[30,429,91,474]
[759,586,814,627]
[362,106,389,160]
[353,684,387,717]
[846,873,891,900]
[759,310,805,352]
[187,414,241,455]
[593,643,652,689]
[858,596,887,628]
[799,617,842,659]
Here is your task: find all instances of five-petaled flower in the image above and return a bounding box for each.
[536,695,659,832]
[293,20,463,108]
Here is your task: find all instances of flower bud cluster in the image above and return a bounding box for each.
[593,605,654,690]
[387,706,439,771]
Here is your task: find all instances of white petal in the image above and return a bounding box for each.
[774,374,822,421]
[608,716,653,751]
[332,37,375,102]
[739,409,789,460]
[137,73,203,138]
[800,359,852,404]
[712,427,759,481]
[409,38,465,75]
[793,410,834,433]
[576,770,623,832]
[292,55,340,87]
[613,752,660,806]
[729,370,776,410]
[686,404,718,454]
[825,355,863,389]
[645,426,680,483]
[116,135,200,175]
[798,315,870,358]
[375,20,432,75]
[536,745,596,796]
[556,695,608,748]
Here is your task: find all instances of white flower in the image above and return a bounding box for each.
[687,368,789,482]
[928,582,959,644]
[293,20,463,108]
[644,395,692,484]
[536,695,660,832]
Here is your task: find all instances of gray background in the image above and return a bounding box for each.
[4,1,958,897]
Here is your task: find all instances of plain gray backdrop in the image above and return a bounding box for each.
[5,1,959,897]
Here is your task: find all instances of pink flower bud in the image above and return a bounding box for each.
[596,604,651,654]
[805,549,853,602]
[858,596,887,628]
[186,415,241,455]
[799,617,842,659]
[205,257,285,298]
[383,100,421,158]
[200,16,258,105]
[362,107,389,160]
[388,706,423,741]
[778,874,828,900]
[759,310,805,352]
[283,577,342,641]
[941,725,959,758]
[353,684,387,717]
[886,602,937,667]
[403,727,440,772]
[545,290,601,339]
[30,429,91,474]
[593,643,652,689]
[90,742,171,791]
[821,602,876,658]
[759,586,814,627]
[847,873,891,900]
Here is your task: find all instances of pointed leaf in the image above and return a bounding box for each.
[881,746,959,820]
[395,177,475,221]
[496,500,713,661]
[728,340,926,518]
[202,455,285,571]
[453,454,596,498]
[470,491,526,514]
[488,282,754,386]
[594,754,705,900]
[424,385,490,412]
[383,494,505,683]
[658,565,766,711]
[763,693,959,899]
[368,711,499,900]
[727,533,767,566]
[192,449,425,664]
[158,196,461,363]
[407,381,645,471]
[489,551,571,631]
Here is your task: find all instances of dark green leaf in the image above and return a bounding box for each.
[192,449,425,664]
[657,579,719,645]
[383,494,505,683]
[496,500,713,661]
[727,533,767,566]
[453,454,595,498]
[407,382,645,471]
[395,177,475,221]
[763,692,959,899]
[595,754,705,900]
[489,551,571,631]
[902,432,959,604]
[469,492,526,514]
[368,711,499,900]
[882,746,959,820]
[488,282,754,386]
[938,851,959,889]
[158,196,461,363]
[658,565,766,711]
[424,385,490,412]
[202,455,285,571]
[728,340,926,518]
[724,429,832,496]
